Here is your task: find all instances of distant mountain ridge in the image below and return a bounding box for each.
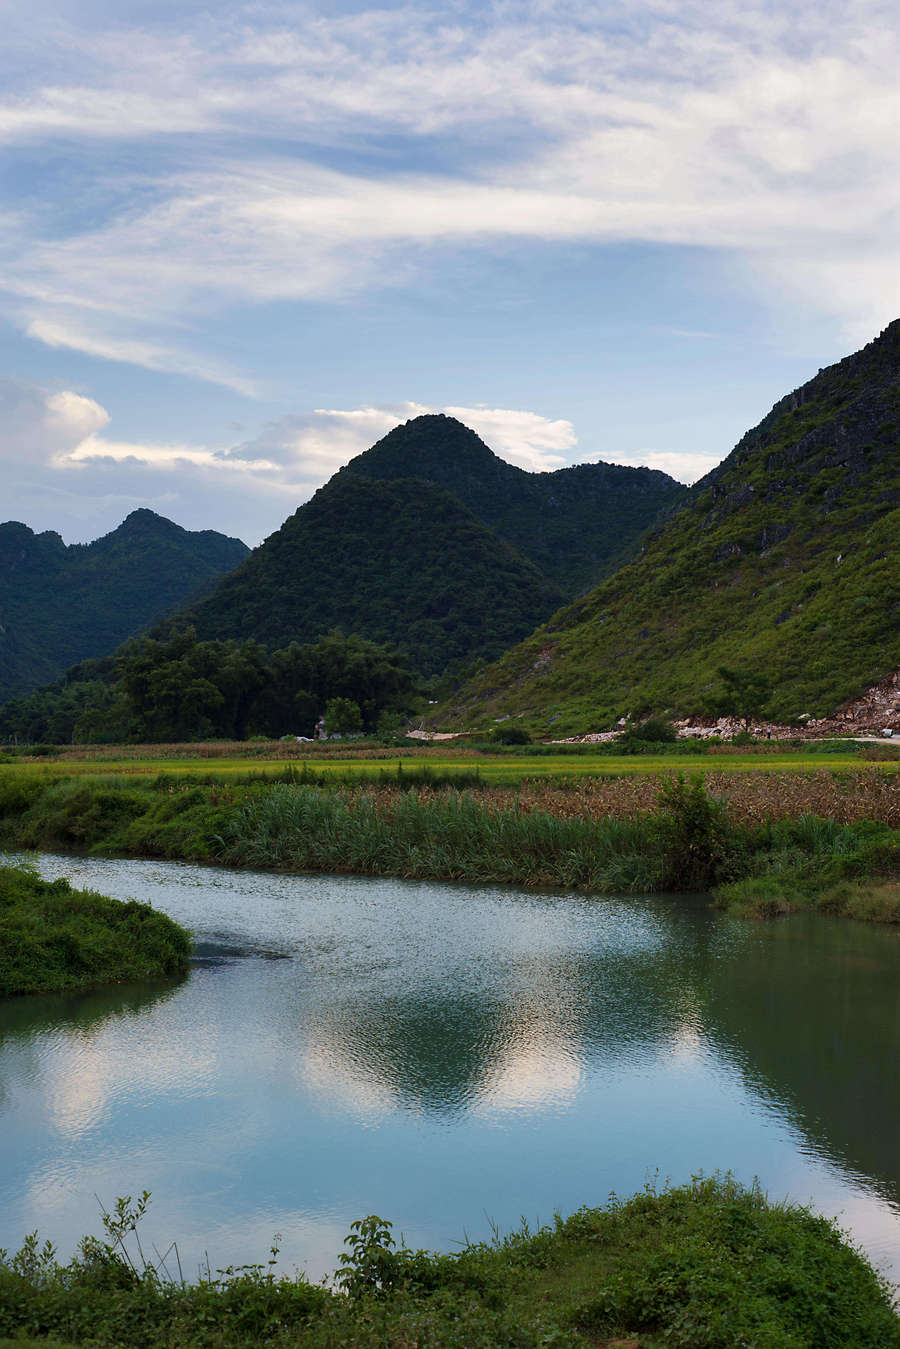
[447,321,900,732]
[183,415,682,675]
[0,509,249,701]
[341,414,684,594]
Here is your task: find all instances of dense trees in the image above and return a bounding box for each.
[182,473,566,677]
[0,628,416,744]
[0,510,248,703]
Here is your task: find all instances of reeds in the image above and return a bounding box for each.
[216,784,663,890]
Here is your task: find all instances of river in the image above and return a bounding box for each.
[2,853,898,1285]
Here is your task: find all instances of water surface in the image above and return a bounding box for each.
[2,854,898,1284]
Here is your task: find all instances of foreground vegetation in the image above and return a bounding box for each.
[0,766,897,921]
[0,861,192,996]
[1,1176,896,1348]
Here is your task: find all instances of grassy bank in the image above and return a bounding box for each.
[1,1177,896,1348]
[1,767,897,919]
[0,861,191,996]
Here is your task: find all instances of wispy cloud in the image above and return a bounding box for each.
[26,318,259,396]
[0,0,897,378]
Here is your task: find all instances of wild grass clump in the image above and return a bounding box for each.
[0,1177,896,1347]
[0,860,191,996]
[216,783,662,890]
[713,813,900,919]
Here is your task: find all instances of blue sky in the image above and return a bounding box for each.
[1,0,898,545]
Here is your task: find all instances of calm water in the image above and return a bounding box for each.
[2,853,899,1285]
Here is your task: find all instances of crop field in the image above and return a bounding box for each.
[2,745,898,785]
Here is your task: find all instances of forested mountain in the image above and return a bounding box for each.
[446,320,900,734]
[180,413,681,678]
[185,474,564,677]
[0,510,248,702]
[341,414,684,594]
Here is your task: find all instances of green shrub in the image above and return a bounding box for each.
[654,773,741,890]
[492,724,532,745]
[0,1178,896,1347]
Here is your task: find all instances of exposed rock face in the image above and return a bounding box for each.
[807,669,900,736]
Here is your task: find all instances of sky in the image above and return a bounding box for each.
[1,0,898,547]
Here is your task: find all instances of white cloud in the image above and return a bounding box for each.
[591,449,717,484]
[44,390,110,440]
[0,378,109,464]
[57,434,281,475]
[0,0,897,370]
[236,401,578,481]
[444,406,576,470]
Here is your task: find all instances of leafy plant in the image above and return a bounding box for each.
[654,773,738,889]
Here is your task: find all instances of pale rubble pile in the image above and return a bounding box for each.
[414,670,900,744]
[553,669,900,744]
[800,668,900,739]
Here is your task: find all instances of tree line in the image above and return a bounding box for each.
[0,628,415,744]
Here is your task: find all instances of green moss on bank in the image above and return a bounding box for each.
[1,1177,897,1347]
[0,862,192,996]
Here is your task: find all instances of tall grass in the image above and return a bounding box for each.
[216,784,663,890]
[1,767,897,913]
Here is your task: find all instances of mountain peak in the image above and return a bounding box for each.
[341,412,683,594]
[450,323,900,731]
[344,413,504,480]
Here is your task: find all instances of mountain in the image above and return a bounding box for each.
[446,321,900,733]
[341,414,684,594]
[0,509,249,702]
[184,474,565,677]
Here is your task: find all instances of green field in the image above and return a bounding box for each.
[4,748,897,784]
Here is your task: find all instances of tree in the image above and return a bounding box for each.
[323,697,363,736]
[713,666,773,731]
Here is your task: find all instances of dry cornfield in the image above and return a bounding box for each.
[337,770,900,829]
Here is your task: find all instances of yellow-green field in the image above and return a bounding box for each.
[3,747,898,784]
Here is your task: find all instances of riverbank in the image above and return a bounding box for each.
[1,1176,897,1347]
[0,861,192,996]
[1,768,897,920]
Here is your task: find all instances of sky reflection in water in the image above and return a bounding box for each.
[1,854,898,1285]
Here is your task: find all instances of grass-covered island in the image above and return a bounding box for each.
[0,861,191,996]
[0,1177,896,1348]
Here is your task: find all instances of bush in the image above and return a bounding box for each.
[1,1178,896,1348]
[492,724,532,745]
[628,716,678,743]
[654,773,740,890]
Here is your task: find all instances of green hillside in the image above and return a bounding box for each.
[186,474,564,676]
[0,510,248,702]
[446,320,900,733]
[342,413,684,594]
